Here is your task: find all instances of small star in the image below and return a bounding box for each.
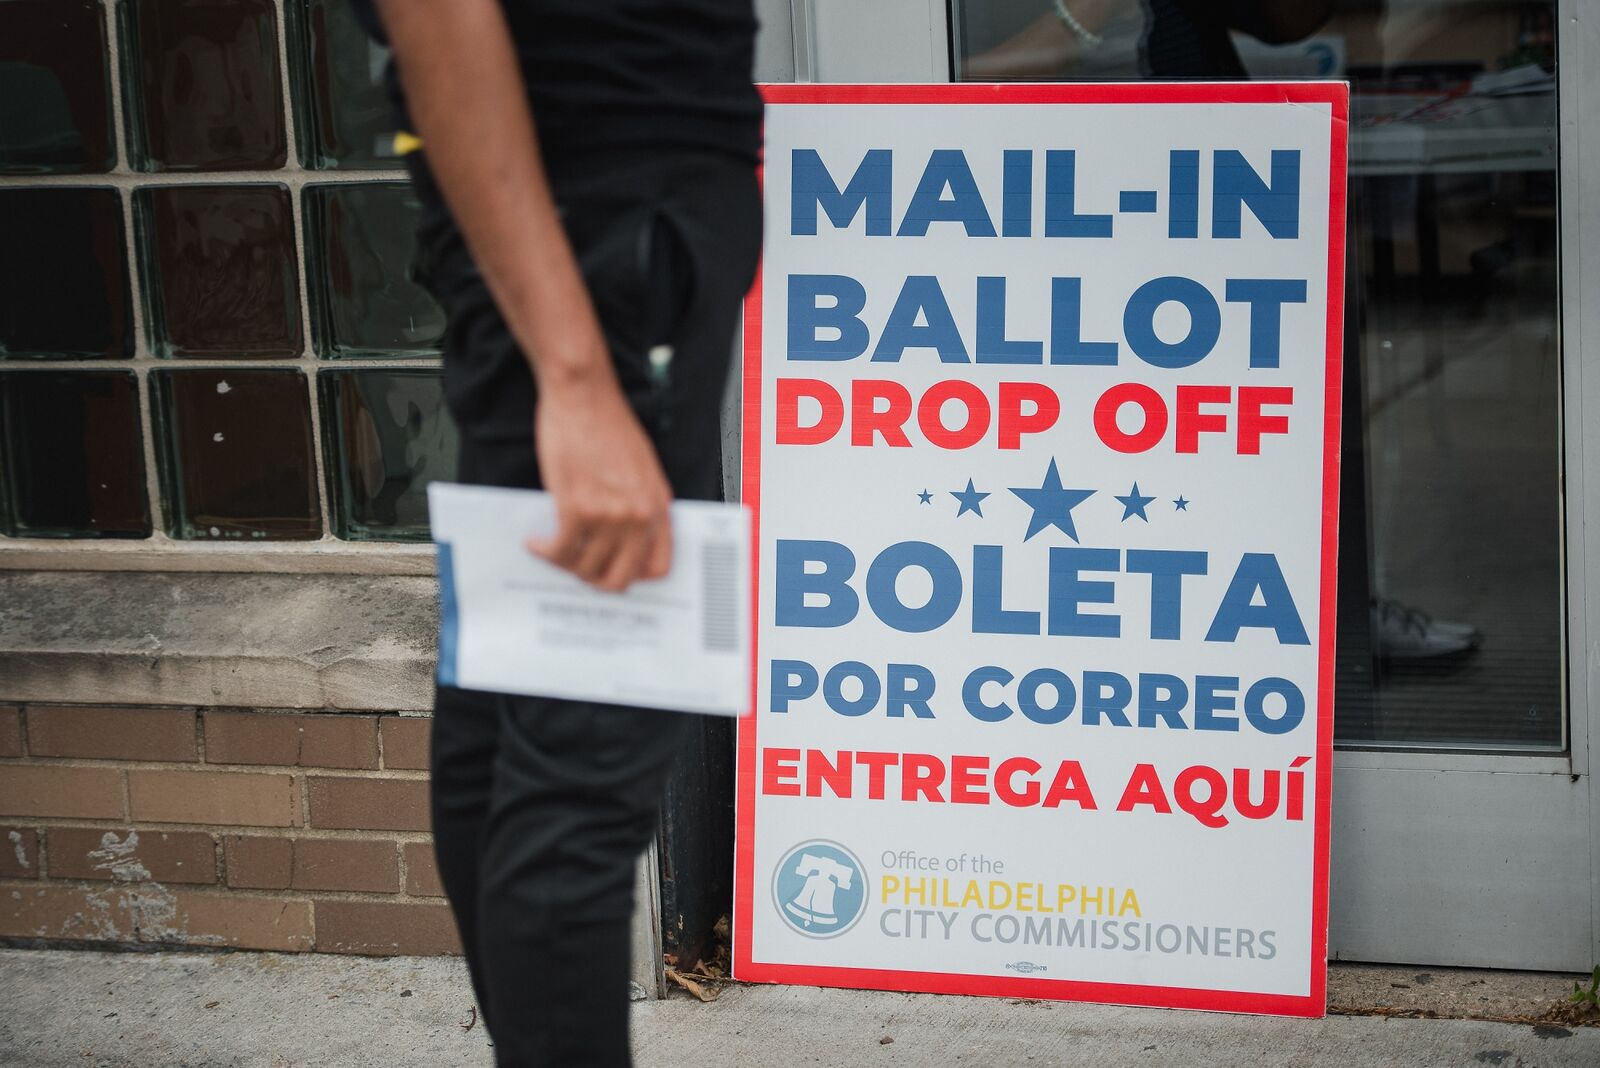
[1114,482,1156,522]
[1010,459,1096,542]
[950,478,990,518]
[1174,496,1190,511]
[917,489,933,504]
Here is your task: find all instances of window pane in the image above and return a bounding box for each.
[153,369,320,539]
[121,0,286,172]
[0,187,131,358]
[321,369,456,541]
[136,184,301,358]
[288,0,399,169]
[0,0,115,174]
[953,1,1563,750]
[1344,90,1560,746]
[0,370,149,537]
[303,183,443,357]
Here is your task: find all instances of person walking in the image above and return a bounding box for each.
[355,3,763,1064]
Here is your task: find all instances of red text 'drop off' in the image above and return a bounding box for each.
[774,378,1294,455]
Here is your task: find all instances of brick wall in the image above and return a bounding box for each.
[0,704,459,956]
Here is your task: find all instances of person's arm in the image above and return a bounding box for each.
[373,0,672,592]
[962,1,1131,81]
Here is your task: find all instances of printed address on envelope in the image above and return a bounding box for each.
[428,483,751,717]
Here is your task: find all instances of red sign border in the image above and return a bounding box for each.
[734,81,1349,1019]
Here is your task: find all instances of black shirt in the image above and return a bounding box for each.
[354,0,763,165]
[1143,0,1247,79]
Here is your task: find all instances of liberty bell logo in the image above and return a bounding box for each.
[772,840,867,939]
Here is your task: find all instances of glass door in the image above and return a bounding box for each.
[954,0,1564,730]
[949,0,1586,971]
[768,0,1597,971]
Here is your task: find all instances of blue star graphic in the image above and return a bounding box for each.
[917,489,933,504]
[1174,495,1190,511]
[1010,460,1095,542]
[1114,482,1156,522]
[950,478,990,518]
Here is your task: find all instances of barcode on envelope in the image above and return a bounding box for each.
[702,540,739,652]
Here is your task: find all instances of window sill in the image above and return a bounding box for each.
[0,539,437,576]
[0,569,437,711]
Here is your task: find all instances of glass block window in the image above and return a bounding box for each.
[0,1,451,550]
[288,0,398,169]
[0,187,132,358]
[137,183,303,358]
[303,183,443,356]
[0,0,116,174]
[120,0,288,172]
[320,369,457,541]
[153,368,319,539]
[0,370,149,537]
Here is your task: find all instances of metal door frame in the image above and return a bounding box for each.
[1560,0,1600,973]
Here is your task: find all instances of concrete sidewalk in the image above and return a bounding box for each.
[0,948,1594,1067]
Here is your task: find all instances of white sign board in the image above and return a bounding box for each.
[734,83,1348,1017]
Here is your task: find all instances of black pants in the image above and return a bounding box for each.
[418,148,761,1068]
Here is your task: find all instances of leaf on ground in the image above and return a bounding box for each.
[665,967,719,1003]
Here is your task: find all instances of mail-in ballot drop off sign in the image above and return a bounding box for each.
[734,84,1348,1017]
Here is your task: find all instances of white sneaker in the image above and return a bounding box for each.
[1371,598,1481,659]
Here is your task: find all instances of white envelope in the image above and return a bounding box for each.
[428,483,751,717]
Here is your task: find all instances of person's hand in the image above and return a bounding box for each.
[961,0,1127,80]
[525,373,674,592]
[962,14,1074,80]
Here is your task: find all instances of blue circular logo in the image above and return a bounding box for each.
[772,840,868,939]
